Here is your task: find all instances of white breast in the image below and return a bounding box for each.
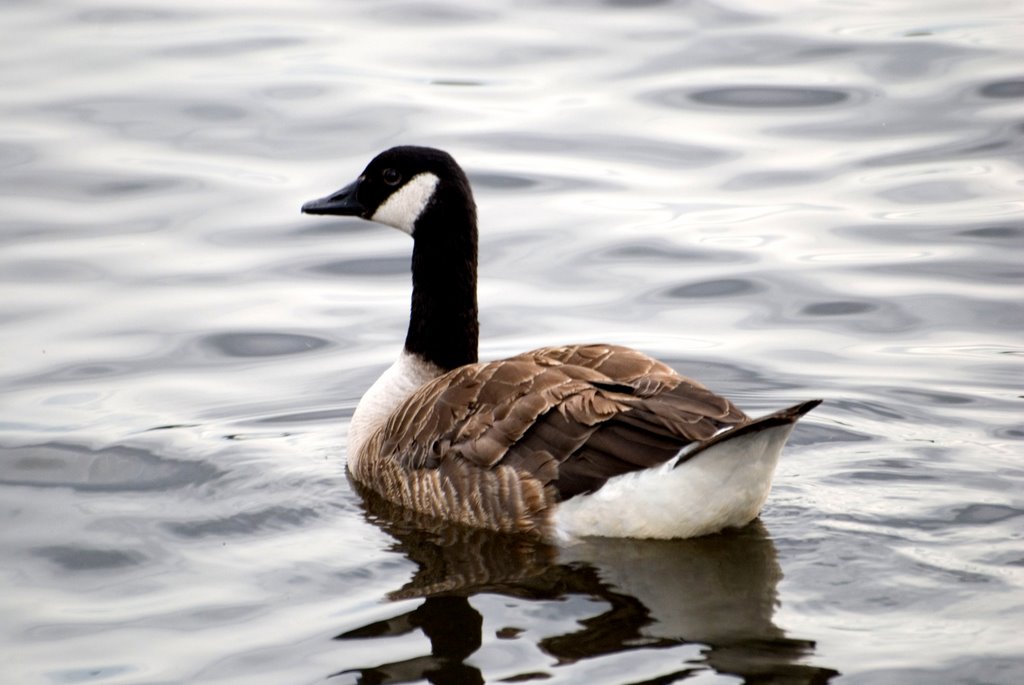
[348,350,443,467]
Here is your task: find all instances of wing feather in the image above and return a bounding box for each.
[368,344,749,502]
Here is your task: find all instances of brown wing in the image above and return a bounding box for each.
[372,344,748,500]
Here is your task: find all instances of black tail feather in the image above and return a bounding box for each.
[674,399,822,468]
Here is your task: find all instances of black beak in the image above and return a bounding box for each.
[301,180,363,216]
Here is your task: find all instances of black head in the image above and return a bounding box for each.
[301,146,474,236]
[302,146,480,370]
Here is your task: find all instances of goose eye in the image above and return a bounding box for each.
[382,168,402,186]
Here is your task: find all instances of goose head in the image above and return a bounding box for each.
[301,146,480,372]
[301,146,475,236]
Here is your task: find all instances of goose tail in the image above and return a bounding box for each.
[677,398,822,466]
[553,399,822,541]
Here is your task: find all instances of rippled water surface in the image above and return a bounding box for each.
[2,0,1023,683]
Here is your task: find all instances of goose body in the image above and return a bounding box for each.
[302,146,820,540]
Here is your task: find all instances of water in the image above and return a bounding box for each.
[2,0,1022,682]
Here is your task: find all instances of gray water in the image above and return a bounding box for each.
[2,0,1023,683]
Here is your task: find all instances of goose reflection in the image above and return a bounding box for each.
[332,484,837,684]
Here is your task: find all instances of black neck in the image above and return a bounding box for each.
[404,184,479,371]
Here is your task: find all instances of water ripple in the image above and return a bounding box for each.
[979,79,1024,99]
[164,505,321,538]
[687,86,852,108]
[34,546,146,571]
[201,332,331,358]
[664,277,764,299]
[0,443,221,492]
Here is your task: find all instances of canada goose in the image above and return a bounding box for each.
[302,146,820,540]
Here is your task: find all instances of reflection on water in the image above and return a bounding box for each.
[337,486,838,683]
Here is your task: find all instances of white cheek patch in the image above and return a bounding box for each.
[371,172,440,235]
